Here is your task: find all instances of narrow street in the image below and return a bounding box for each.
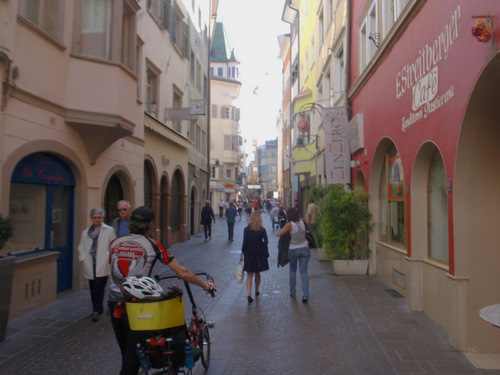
[0,212,498,375]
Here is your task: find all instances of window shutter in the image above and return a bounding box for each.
[161,0,171,30]
[182,21,190,59]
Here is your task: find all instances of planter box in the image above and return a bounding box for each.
[332,259,369,275]
[313,248,329,261]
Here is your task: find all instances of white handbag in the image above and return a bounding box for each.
[234,261,244,284]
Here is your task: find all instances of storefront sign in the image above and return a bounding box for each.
[11,152,75,186]
[396,6,461,132]
[324,107,350,185]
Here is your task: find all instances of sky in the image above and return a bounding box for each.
[216,0,290,164]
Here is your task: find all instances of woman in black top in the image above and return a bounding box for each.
[240,211,269,303]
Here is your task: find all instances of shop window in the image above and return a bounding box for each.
[380,145,406,246]
[9,184,47,249]
[18,0,64,41]
[428,151,449,263]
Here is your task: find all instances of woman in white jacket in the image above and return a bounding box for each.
[78,208,116,322]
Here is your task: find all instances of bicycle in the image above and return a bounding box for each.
[126,272,216,375]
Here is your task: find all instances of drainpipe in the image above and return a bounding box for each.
[345,0,353,185]
[287,0,300,210]
[206,4,214,201]
[345,0,352,120]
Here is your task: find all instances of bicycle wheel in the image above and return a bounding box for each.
[199,324,211,369]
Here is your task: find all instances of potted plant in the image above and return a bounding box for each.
[321,185,373,275]
[0,216,15,341]
[308,184,335,260]
[0,215,14,250]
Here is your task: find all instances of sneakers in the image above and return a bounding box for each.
[302,298,308,304]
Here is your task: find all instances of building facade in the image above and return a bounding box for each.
[349,0,500,361]
[209,22,243,204]
[0,0,217,319]
[256,139,279,199]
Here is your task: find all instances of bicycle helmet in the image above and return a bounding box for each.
[121,276,165,300]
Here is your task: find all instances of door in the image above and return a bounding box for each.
[47,186,74,293]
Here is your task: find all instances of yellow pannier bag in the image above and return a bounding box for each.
[126,296,185,331]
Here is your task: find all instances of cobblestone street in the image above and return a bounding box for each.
[1,212,499,375]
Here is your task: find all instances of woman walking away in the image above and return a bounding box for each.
[240,211,269,303]
[200,200,216,242]
[276,207,310,304]
[78,208,116,321]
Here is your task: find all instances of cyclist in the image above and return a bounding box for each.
[107,206,215,375]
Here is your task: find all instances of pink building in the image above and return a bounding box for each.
[349,0,500,362]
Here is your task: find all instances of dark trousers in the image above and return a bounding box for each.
[227,222,235,239]
[109,301,141,375]
[89,276,108,314]
[219,207,224,217]
[203,223,212,239]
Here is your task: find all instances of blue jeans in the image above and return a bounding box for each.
[288,246,310,298]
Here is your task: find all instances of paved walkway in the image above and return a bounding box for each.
[1,211,499,374]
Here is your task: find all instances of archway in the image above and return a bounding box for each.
[190,185,197,236]
[454,52,500,353]
[10,152,75,293]
[169,169,185,244]
[104,175,124,225]
[160,175,169,245]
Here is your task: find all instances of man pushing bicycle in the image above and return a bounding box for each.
[108,206,215,375]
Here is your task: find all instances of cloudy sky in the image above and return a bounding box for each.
[216,0,290,163]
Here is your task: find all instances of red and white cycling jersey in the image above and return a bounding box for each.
[108,234,174,301]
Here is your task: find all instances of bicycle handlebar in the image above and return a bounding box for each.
[154,272,216,298]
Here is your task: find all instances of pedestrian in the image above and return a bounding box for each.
[306,199,318,232]
[107,206,215,375]
[276,207,310,304]
[269,205,280,230]
[112,200,132,236]
[278,205,287,229]
[200,200,216,242]
[77,208,116,322]
[239,211,269,303]
[245,202,252,219]
[237,201,243,221]
[218,199,224,218]
[226,201,237,241]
